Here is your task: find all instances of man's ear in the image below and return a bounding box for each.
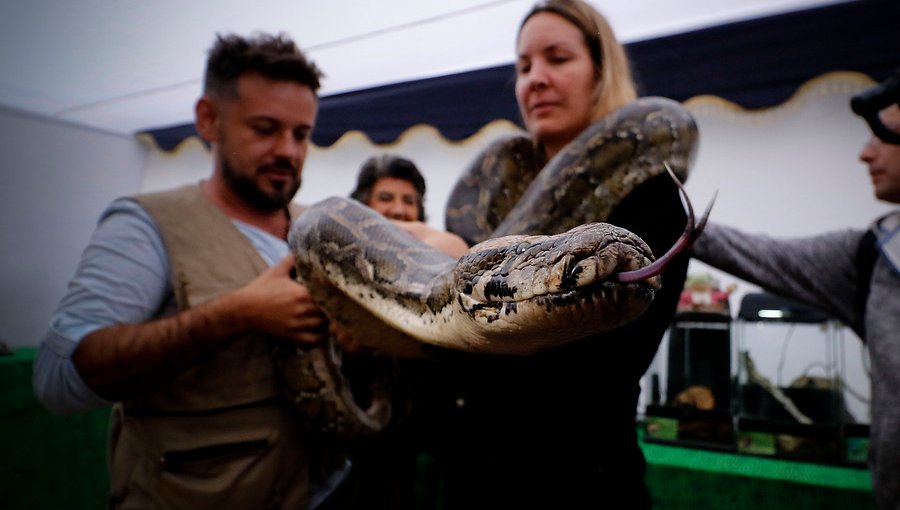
[195,96,218,144]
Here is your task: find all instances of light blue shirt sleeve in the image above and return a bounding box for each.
[33,198,290,415]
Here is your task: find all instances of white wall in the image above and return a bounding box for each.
[0,107,149,348]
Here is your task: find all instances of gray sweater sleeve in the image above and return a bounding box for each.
[691,222,865,327]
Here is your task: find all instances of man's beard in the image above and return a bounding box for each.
[220,155,301,212]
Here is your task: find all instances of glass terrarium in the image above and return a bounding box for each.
[643,274,735,451]
[731,292,861,465]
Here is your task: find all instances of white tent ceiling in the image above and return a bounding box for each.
[1,0,844,136]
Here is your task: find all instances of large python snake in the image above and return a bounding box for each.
[273,96,704,441]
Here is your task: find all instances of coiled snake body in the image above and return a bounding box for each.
[274,97,701,440]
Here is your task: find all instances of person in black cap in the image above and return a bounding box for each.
[691,72,900,509]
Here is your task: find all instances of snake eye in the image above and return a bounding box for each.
[463,282,473,295]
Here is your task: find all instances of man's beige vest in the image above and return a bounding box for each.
[129,183,285,412]
[107,184,324,509]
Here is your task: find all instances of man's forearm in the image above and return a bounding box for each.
[72,292,247,401]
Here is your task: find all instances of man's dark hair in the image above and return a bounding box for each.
[351,154,427,221]
[204,32,323,98]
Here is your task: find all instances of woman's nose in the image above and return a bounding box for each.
[528,61,549,90]
[386,201,406,219]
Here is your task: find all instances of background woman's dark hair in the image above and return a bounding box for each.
[204,32,324,98]
[351,154,427,221]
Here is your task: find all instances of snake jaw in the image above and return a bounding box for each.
[454,277,658,355]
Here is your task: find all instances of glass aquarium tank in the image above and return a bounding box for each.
[643,274,735,451]
[732,292,866,465]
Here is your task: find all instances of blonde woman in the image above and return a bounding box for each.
[415,1,692,508]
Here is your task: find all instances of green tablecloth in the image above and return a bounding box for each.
[0,347,877,510]
[643,436,875,509]
[0,347,109,510]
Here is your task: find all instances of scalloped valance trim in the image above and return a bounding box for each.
[138,71,881,153]
[684,71,876,123]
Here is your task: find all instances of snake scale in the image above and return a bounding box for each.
[273,96,702,441]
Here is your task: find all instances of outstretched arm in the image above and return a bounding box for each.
[692,222,863,325]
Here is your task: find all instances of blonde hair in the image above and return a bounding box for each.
[519,0,637,120]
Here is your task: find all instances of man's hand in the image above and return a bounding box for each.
[232,255,329,344]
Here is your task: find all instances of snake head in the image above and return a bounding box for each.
[451,222,661,354]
